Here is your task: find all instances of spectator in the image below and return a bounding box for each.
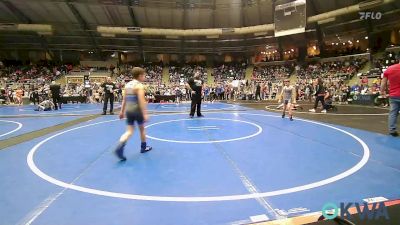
[381,62,400,137]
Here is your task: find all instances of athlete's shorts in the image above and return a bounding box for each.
[284,99,292,104]
[126,111,144,126]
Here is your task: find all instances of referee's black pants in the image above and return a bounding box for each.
[314,95,326,110]
[103,93,114,113]
[190,94,202,116]
[255,91,261,101]
[52,95,61,110]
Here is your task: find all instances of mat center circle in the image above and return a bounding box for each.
[146,118,262,143]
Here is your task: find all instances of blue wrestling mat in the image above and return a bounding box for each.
[0,107,399,225]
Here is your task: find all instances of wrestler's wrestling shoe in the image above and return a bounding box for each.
[140,146,153,153]
[140,142,152,153]
[114,142,127,161]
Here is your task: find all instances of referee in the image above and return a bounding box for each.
[50,81,61,110]
[101,77,116,115]
[186,72,204,118]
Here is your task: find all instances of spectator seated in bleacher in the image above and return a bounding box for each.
[252,64,294,82]
[169,63,207,85]
[212,63,247,83]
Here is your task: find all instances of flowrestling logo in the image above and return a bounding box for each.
[322,202,389,221]
[359,12,382,20]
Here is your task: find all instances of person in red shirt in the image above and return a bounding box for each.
[381,63,400,137]
[361,75,369,85]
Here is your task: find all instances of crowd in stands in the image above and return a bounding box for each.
[228,56,377,105]
[117,63,163,85]
[169,64,207,84]
[212,63,247,83]
[144,80,270,103]
[296,57,367,80]
[0,62,74,105]
[0,64,70,84]
[369,51,400,78]
[342,50,400,104]
[293,56,376,105]
[0,53,390,106]
[252,64,294,82]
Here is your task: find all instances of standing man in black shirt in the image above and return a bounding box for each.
[186,72,204,118]
[50,81,61,110]
[309,77,327,113]
[255,82,261,101]
[101,77,116,115]
[267,81,272,99]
